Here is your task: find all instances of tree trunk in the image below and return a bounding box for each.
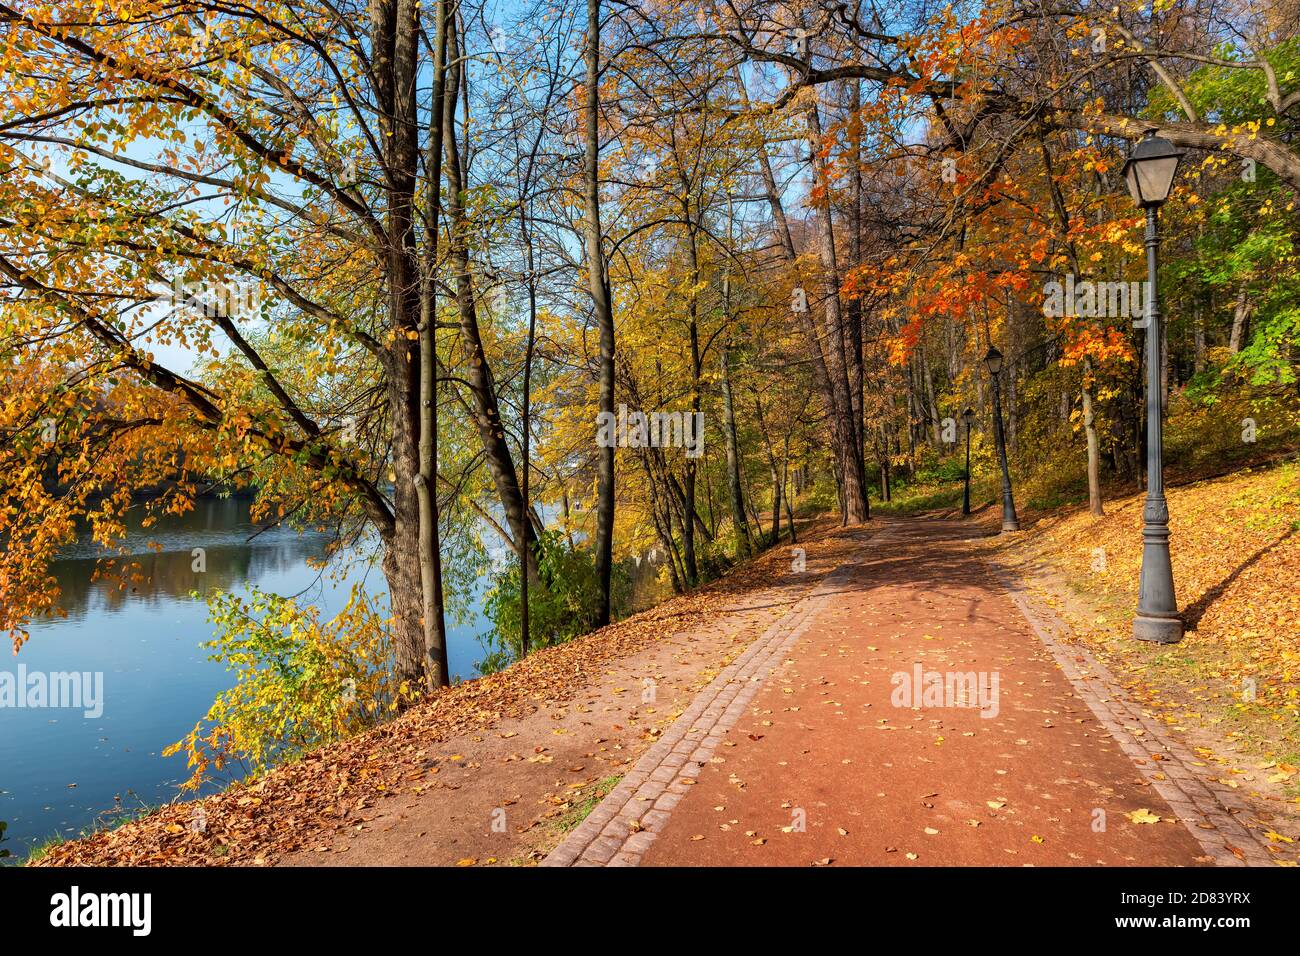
[847,79,865,459]
[1007,356,1018,456]
[739,67,866,524]
[665,471,712,545]
[585,0,616,625]
[721,344,753,556]
[415,0,450,688]
[1229,289,1250,353]
[1193,297,1206,373]
[750,386,786,547]
[805,97,870,524]
[781,448,797,543]
[906,359,920,470]
[518,145,540,659]
[640,454,683,594]
[681,229,704,584]
[371,0,429,683]
[1160,308,1170,404]
[877,423,892,501]
[1082,357,1104,517]
[922,348,941,449]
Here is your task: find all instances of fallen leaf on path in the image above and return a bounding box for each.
[1125,808,1162,824]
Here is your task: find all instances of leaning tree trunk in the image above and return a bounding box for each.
[443,16,538,573]
[738,66,859,520]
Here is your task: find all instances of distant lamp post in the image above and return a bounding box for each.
[1122,131,1186,644]
[983,346,1019,532]
[961,407,975,516]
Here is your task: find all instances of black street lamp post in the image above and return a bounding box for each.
[961,406,975,516]
[983,347,1019,532]
[1122,131,1186,644]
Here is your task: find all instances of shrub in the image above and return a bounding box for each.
[479,530,621,674]
[164,585,415,790]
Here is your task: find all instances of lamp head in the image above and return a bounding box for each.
[1121,131,1185,208]
[983,346,1003,377]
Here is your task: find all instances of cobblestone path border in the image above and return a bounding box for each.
[988,559,1276,867]
[541,543,869,867]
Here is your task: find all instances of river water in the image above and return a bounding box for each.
[0,497,492,860]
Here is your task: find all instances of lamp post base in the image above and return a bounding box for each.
[1133,613,1184,643]
[1135,499,1181,643]
[1000,518,1020,532]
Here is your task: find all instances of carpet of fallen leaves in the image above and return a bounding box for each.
[33,520,853,867]
[995,460,1300,817]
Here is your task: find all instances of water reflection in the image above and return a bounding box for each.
[49,497,338,617]
[0,496,481,860]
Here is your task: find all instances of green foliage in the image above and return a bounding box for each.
[797,473,841,514]
[479,530,624,674]
[1166,385,1300,472]
[1151,38,1300,130]
[1157,39,1300,392]
[1235,305,1300,387]
[694,533,738,579]
[1175,186,1300,386]
[914,447,975,484]
[164,585,416,790]
[869,439,999,514]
